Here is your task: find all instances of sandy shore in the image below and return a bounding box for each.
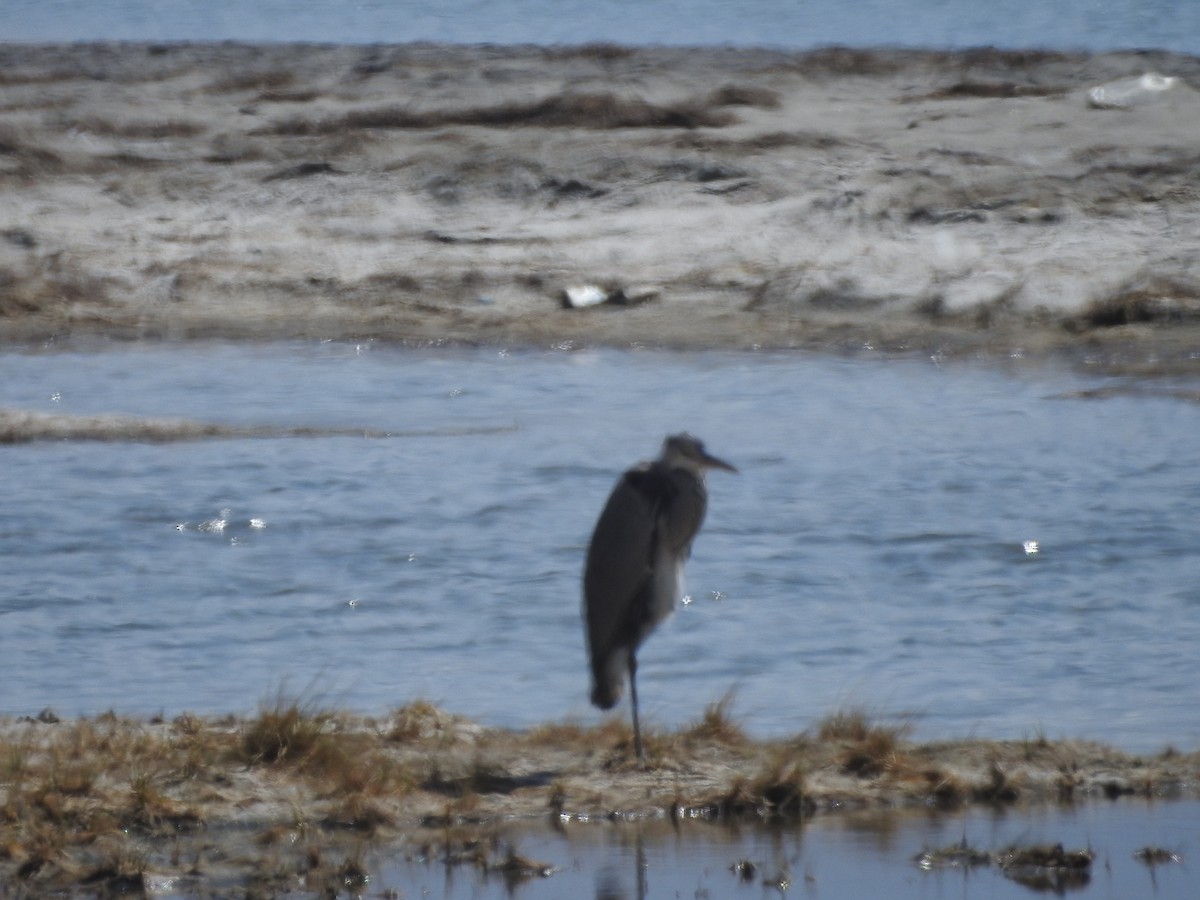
[2,42,1200,369]
[3,703,1198,893]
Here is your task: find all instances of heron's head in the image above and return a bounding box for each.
[660,433,738,474]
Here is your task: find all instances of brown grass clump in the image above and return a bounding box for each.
[0,714,207,887]
[816,707,874,742]
[678,692,750,748]
[240,694,419,805]
[125,771,205,832]
[387,699,457,743]
[238,695,341,768]
[816,707,912,778]
[718,750,812,818]
[1076,275,1200,329]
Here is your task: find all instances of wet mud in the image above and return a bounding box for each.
[2,43,1200,370]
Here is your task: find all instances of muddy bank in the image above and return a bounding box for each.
[2,43,1200,369]
[2,702,1198,894]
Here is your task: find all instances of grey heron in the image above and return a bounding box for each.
[583,433,737,760]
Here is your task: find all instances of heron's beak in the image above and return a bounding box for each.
[701,451,738,474]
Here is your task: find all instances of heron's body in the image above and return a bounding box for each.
[583,434,736,759]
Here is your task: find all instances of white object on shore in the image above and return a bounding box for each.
[562,284,609,308]
[562,283,661,309]
[1087,73,1179,109]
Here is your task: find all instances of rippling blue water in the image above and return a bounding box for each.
[1,342,1198,754]
[2,0,1198,53]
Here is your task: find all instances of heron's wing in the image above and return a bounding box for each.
[583,466,662,661]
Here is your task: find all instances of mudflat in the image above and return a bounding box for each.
[2,42,1200,368]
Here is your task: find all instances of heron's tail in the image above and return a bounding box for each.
[589,652,627,710]
[590,682,620,710]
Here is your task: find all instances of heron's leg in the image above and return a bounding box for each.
[629,655,643,761]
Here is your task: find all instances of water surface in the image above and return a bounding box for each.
[371,799,1198,899]
[3,0,1198,52]
[1,342,1198,754]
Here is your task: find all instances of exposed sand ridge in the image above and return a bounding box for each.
[2,43,1200,369]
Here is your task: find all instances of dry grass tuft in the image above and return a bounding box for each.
[816,707,876,742]
[679,692,750,747]
[839,728,903,777]
[239,694,420,805]
[387,699,455,743]
[816,707,912,778]
[125,771,204,833]
[1077,275,1200,329]
[0,714,201,885]
[716,749,812,819]
[238,695,339,767]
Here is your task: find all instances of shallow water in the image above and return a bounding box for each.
[1,341,1199,753]
[369,799,1199,899]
